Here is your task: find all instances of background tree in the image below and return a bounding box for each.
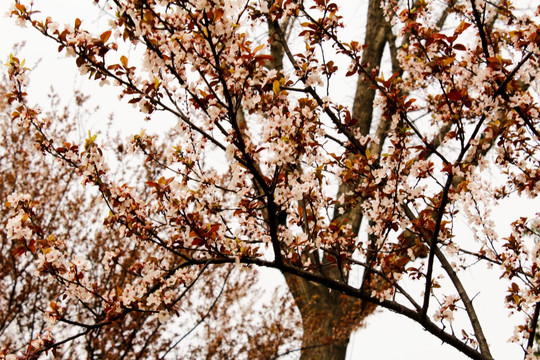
[3,0,540,359]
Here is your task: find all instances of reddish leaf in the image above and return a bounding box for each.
[100,30,112,43]
[447,89,462,101]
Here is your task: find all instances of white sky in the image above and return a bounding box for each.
[1,1,538,359]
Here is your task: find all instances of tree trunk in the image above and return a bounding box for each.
[282,1,393,358]
[284,273,376,360]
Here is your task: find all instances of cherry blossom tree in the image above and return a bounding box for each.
[3,0,540,359]
[0,59,300,359]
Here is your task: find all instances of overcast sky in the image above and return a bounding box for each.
[1,1,538,359]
